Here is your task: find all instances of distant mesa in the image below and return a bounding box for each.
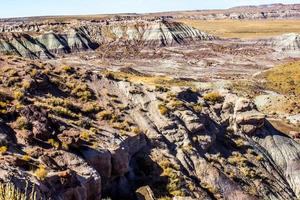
[0,20,216,59]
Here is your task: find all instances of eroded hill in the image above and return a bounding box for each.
[0,20,215,59]
[0,55,299,200]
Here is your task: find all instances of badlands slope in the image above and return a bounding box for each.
[0,7,300,200]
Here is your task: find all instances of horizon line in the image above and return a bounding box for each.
[0,2,298,20]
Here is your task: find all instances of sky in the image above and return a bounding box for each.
[0,0,299,18]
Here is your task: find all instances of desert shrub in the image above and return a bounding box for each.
[255,155,264,161]
[30,69,38,77]
[155,86,169,93]
[166,92,177,100]
[47,97,76,110]
[112,121,130,131]
[16,117,31,130]
[234,138,245,147]
[82,103,101,114]
[47,139,60,149]
[202,182,220,198]
[158,104,169,115]
[34,165,48,180]
[62,65,74,73]
[181,144,193,154]
[169,100,184,109]
[98,111,113,120]
[71,84,92,101]
[22,80,31,90]
[203,92,223,103]
[192,103,202,113]
[131,127,142,135]
[0,146,8,155]
[61,142,69,150]
[64,79,93,101]
[240,166,255,178]
[0,101,7,114]
[105,72,120,81]
[228,152,247,166]
[13,90,24,100]
[129,89,144,95]
[21,155,31,161]
[158,160,184,197]
[80,131,90,141]
[51,106,79,119]
[6,77,21,87]
[105,73,115,80]
[76,117,92,129]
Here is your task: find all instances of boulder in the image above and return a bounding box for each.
[50,151,102,200]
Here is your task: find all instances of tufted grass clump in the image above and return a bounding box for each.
[50,106,79,119]
[46,97,77,111]
[22,80,31,90]
[21,155,31,162]
[155,86,169,93]
[34,165,48,181]
[98,110,113,121]
[62,65,74,73]
[80,131,90,141]
[16,117,31,130]
[13,90,24,101]
[0,101,8,114]
[82,102,101,114]
[203,92,223,103]
[47,139,60,149]
[192,103,202,113]
[158,104,169,116]
[158,160,184,197]
[169,99,184,110]
[228,152,247,166]
[131,127,142,135]
[0,146,8,155]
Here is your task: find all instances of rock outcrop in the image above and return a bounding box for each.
[260,33,300,52]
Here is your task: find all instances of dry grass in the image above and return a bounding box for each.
[103,71,194,87]
[0,182,37,200]
[178,19,300,39]
[263,61,300,97]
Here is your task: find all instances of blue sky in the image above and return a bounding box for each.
[0,0,299,18]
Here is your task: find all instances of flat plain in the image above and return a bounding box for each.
[177,19,300,39]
